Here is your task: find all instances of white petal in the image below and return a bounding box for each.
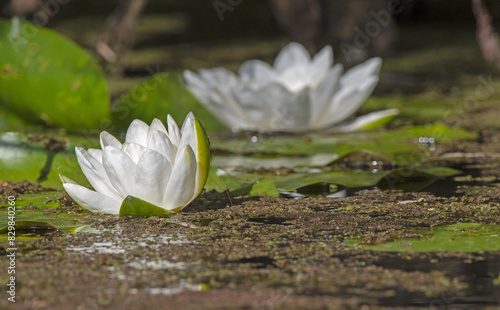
[148,130,176,164]
[181,112,195,132]
[309,45,333,86]
[236,82,311,132]
[334,109,399,132]
[102,146,138,197]
[183,70,251,131]
[274,42,311,73]
[309,64,343,127]
[134,149,172,207]
[125,119,150,147]
[211,68,240,87]
[238,59,275,88]
[167,115,181,146]
[75,147,123,201]
[121,142,147,164]
[148,118,168,141]
[199,68,238,88]
[341,57,382,88]
[62,182,121,214]
[179,116,196,153]
[267,86,311,132]
[183,70,212,102]
[162,145,197,211]
[100,131,122,149]
[274,67,309,93]
[87,148,102,163]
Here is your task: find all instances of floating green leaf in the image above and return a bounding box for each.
[0,132,96,188]
[356,223,500,252]
[212,153,338,169]
[119,195,175,218]
[376,167,460,192]
[231,178,280,197]
[0,17,109,130]
[0,220,59,236]
[211,124,476,164]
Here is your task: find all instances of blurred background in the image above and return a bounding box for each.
[2,0,500,102]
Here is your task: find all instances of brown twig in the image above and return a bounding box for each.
[94,0,148,73]
[472,0,500,69]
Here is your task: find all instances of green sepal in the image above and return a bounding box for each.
[118,195,175,218]
[194,118,211,195]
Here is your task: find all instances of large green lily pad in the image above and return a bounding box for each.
[0,18,109,130]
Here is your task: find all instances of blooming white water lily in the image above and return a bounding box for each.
[60,113,210,215]
[183,42,398,132]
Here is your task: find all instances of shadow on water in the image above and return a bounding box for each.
[374,254,500,308]
[292,162,499,199]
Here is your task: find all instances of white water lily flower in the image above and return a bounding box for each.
[60,113,210,215]
[183,42,398,132]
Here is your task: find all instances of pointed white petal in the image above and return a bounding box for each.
[162,145,197,211]
[235,82,311,132]
[125,119,149,147]
[341,57,382,88]
[211,68,239,87]
[134,149,172,207]
[309,45,333,86]
[87,148,102,163]
[179,116,196,153]
[184,69,251,131]
[75,147,123,201]
[121,142,147,164]
[181,112,195,132]
[166,115,181,146]
[183,70,213,103]
[318,75,379,128]
[309,64,343,127]
[334,109,399,132]
[274,42,311,73]
[183,70,208,90]
[100,131,122,149]
[148,118,168,137]
[102,146,138,197]
[62,181,121,214]
[148,130,176,163]
[238,59,275,87]
[274,67,310,92]
[198,68,238,88]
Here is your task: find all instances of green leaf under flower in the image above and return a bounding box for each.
[118,195,175,218]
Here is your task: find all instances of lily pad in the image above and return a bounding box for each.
[211,124,476,164]
[0,132,97,188]
[0,220,59,236]
[0,18,109,130]
[356,223,500,252]
[376,167,461,192]
[231,178,280,197]
[110,73,224,133]
[119,195,175,218]
[212,153,338,169]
